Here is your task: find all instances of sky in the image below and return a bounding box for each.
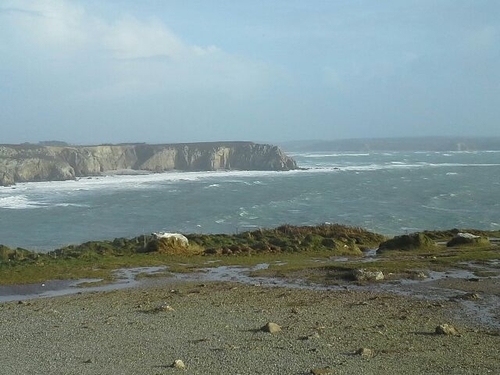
[1,0,499,145]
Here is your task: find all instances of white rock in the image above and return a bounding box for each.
[172,359,185,369]
[153,232,189,246]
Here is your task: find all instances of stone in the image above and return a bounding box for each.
[352,268,384,281]
[262,322,281,333]
[159,303,175,312]
[435,324,460,335]
[378,232,436,252]
[447,233,490,247]
[152,232,189,246]
[460,293,480,300]
[310,367,334,374]
[172,359,185,369]
[356,348,375,357]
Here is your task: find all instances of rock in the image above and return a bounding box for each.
[172,359,185,369]
[152,232,189,246]
[447,233,490,247]
[261,322,281,333]
[352,268,384,281]
[435,324,460,335]
[356,348,375,357]
[460,293,481,300]
[310,367,334,374]
[159,303,175,312]
[378,232,436,252]
[412,271,428,279]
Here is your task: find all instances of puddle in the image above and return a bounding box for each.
[1,262,498,329]
[0,266,167,303]
[363,248,378,257]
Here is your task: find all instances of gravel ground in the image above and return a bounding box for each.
[0,280,499,375]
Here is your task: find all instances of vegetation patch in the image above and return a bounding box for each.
[378,232,436,252]
[0,224,498,286]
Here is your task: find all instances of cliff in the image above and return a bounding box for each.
[0,142,298,186]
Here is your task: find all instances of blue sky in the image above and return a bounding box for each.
[1,0,499,144]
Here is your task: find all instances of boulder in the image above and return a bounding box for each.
[378,232,436,252]
[171,359,185,369]
[153,232,189,246]
[352,268,384,282]
[435,324,459,335]
[261,322,281,333]
[447,232,490,247]
[356,348,375,357]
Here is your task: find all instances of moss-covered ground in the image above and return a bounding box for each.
[0,224,498,285]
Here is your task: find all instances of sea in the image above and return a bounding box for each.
[1,150,499,252]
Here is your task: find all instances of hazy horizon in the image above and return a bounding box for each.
[1,1,499,144]
[3,134,500,148]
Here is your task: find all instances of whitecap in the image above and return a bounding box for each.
[0,195,43,209]
[53,203,90,208]
[340,163,422,172]
[2,169,302,196]
[293,152,370,158]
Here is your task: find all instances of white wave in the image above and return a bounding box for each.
[423,162,500,168]
[53,203,90,208]
[0,195,89,210]
[292,152,370,158]
[0,170,299,195]
[340,163,423,172]
[0,195,43,209]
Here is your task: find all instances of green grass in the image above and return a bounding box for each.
[0,224,498,286]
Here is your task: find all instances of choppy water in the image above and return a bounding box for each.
[1,150,499,251]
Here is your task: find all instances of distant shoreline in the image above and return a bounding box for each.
[279,136,500,152]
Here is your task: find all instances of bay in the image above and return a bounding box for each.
[1,150,499,251]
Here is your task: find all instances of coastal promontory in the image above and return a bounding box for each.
[0,142,298,186]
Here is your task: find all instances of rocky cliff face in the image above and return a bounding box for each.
[0,142,298,186]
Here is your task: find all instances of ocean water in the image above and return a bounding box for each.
[1,150,499,251]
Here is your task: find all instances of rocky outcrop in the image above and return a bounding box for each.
[378,232,436,252]
[0,142,298,186]
[447,232,491,248]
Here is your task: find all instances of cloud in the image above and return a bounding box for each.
[0,0,274,100]
[100,17,217,61]
[2,0,88,50]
